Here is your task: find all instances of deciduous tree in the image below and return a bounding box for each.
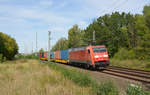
[0,32,18,60]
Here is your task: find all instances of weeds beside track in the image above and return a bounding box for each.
[41,60,150,95]
[44,61,119,95]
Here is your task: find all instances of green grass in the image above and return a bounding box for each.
[45,61,150,95]
[97,81,119,95]
[110,59,150,71]
[126,84,150,95]
[0,59,94,95]
[1,59,149,95]
[46,61,119,95]
[47,63,92,87]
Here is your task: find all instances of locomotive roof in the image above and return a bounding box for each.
[69,45,106,52]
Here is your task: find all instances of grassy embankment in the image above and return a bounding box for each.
[110,59,150,71]
[46,61,119,95]
[0,59,93,95]
[0,59,149,95]
[110,48,150,71]
[45,61,150,95]
[0,59,119,95]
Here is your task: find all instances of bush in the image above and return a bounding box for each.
[16,54,38,60]
[0,54,6,63]
[24,55,38,59]
[3,57,6,62]
[47,63,92,87]
[0,32,18,60]
[114,48,136,60]
[64,69,92,86]
[126,84,150,95]
[97,81,119,95]
[0,54,2,63]
[145,62,150,68]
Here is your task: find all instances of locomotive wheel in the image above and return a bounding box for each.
[84,64,90,69]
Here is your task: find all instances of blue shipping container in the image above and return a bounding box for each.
[60,50,69,60]
[50,52,54,59]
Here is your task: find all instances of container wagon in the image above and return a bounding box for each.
[60,49,69,63]
[54,51,61,63]
[40,52,48,61]
[40,52,44,60]
[50,52,55,62]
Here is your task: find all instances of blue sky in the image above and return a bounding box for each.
[0,0,149,53]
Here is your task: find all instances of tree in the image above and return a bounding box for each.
[0,32,18,60]
[50,4,150,59]
[83,12,135,57]
[39,48,44,53]
[68,24,83,48]
[134,14,150,59]
[51,37,68,51]
[143,5,150,27]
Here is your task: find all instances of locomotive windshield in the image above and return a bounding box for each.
[93,48,106,53]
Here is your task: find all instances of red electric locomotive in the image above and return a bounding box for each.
[69,45,109,69]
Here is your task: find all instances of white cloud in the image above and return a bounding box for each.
[0,3,73,27]
[0,0,149,53]
[19,9,73,27]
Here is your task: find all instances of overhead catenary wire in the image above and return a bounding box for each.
[111,0,129,12]
[98,0,129,16]
[98,0,119,15]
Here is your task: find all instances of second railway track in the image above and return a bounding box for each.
[102,66,150,84]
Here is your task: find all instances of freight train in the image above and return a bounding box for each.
[39,45,109,69]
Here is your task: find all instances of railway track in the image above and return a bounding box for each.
[44,60,150,85]
[102,66,150,84]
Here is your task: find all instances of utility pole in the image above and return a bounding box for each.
[93,30,96,45]
[32,42,33,53]
[24,43,26,54]
[36,32,38,53]
[48,31,51,52]
[48,31,51,60]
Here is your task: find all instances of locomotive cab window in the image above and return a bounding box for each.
[93,48,106,53]
[88,49,90,54]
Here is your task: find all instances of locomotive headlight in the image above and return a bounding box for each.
[94,55,99,58]
[103,55,108,57]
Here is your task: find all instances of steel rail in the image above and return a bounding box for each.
[109,66,150,74]
[103,66,150,84]
[42,60,150,84]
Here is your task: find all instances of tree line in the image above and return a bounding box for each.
[0,32,18,62]
[51,5,150,60]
